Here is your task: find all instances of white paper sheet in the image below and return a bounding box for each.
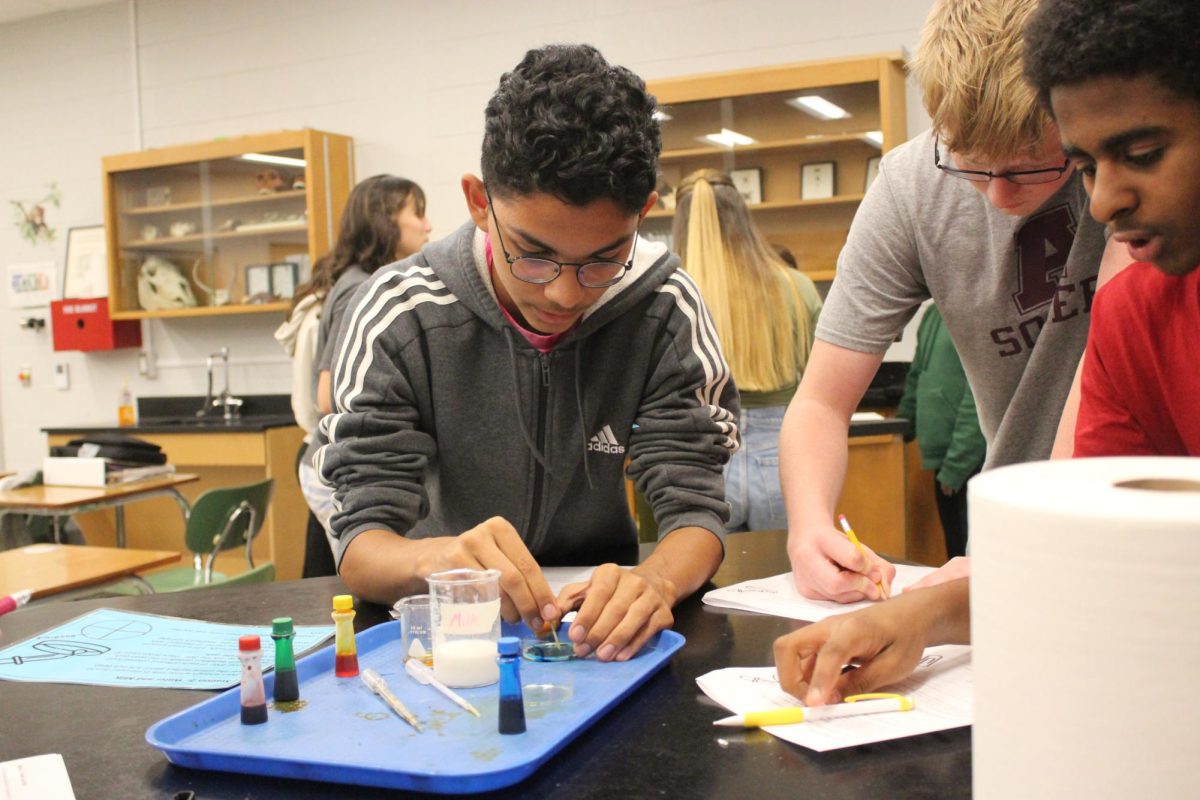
[0,754,75,800]
[702,564,935,621]
[696,644,972,751]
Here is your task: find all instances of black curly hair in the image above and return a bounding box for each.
[481,44,661,214]
[1024,0,1200,110]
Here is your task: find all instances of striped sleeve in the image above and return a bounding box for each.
[332,263,455,413]
[626,270,741,546]
[315,263,455,561]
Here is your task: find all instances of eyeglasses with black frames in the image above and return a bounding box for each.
[933,135,1072,186]
[485,189,638,289]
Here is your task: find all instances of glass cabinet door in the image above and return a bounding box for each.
[111,147,310,314]
[646,56,906,280]
[103,129,353,319]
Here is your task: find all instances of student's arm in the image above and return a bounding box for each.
[774,578,970,706]
[1049,238,1131,457]
[894,345,921,441]
[558,526,722,662]
[586,273,736,658]
[779,340,896,602]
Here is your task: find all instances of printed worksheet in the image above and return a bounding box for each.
[696,644,972,751]
[0,608,334,690]
[702,564,936,622]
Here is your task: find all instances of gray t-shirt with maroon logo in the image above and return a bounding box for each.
[818,130,1106,469]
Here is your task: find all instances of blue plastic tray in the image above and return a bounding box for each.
[146,620,684,793]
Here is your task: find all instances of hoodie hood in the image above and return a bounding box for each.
[274,292,322,355]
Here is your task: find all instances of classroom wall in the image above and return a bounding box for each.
[0,0,934,471]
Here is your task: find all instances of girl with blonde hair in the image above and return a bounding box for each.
[672,168,822,531]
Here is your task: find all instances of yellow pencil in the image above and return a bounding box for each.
[837,514,890,599]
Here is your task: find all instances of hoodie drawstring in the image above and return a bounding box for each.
[503,328,551,471]
[574,339,594,490]
[502,327,595,490]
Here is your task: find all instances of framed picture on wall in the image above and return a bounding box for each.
[730,168,763,205]
[270,261,298,299]
[801,162,836,200]
[864,156,882,193]
[62,225,108,300]
[244,264,272,302]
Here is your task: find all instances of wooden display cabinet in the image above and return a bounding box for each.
[646,53,907,281]
[102,129,354,319]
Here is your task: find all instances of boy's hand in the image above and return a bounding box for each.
[556,563,674,662]
[419,516,559,632]
[773,578,970,706]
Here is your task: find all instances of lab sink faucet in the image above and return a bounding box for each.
[198,346,243,420]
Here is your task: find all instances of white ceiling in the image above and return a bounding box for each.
[0,0,113,25]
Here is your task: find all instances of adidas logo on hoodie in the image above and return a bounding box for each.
[587,424,626,455]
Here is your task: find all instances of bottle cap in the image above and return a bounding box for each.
[498,636,521,656]
[239,634,261,651]
[332,594,354,612]
[272,617,294,636]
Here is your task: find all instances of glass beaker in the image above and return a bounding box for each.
[394,594,434,667]
[427,568,502,688]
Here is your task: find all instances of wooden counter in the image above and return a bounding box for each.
[841,431,907,560]
[45,427,307,581]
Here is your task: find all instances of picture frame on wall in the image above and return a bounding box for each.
[801,162,836,200]
[270,261,299,299]
[865,156,882,193]
[244,263,272,301]
[62,225,108,300]
[729,168,763,205]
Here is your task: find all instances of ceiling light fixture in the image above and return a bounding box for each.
[239,153,307,168]
[786,95,851,120]
[861,130,884,147]
[701,128,756,148]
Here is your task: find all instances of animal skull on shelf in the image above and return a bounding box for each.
[137,255,198,310]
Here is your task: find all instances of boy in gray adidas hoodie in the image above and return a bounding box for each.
[316,44,740,663]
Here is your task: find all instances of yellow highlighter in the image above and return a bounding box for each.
[837,514,890,599]
[713,693,914,728]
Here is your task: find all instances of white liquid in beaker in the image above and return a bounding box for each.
[433,639,499,687]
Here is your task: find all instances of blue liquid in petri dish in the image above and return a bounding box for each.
[522,641,575,662]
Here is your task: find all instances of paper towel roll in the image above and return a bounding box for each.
[970,457,1200,799]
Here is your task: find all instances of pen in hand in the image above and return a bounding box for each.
[836,515,890,599]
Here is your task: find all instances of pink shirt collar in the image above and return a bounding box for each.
[486,234,572,353]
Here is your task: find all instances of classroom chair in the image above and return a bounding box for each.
[148,477,275,592]
[90,478,276,596]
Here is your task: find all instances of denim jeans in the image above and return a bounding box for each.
[724,405,788,532]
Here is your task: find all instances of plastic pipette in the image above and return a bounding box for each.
[405,658,482,717]
[361,668,423,732]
